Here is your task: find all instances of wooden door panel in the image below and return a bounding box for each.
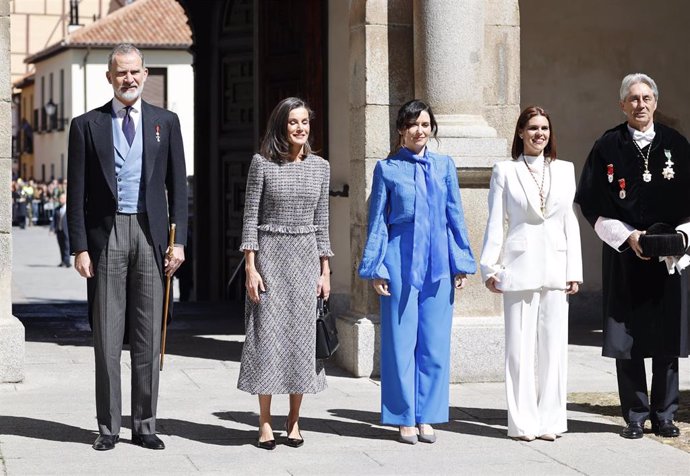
[190,0,327,300]
[259,0,326,154]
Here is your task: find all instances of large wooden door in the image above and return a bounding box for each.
[189,0,327,301]
[258,0,327,153]
[219,0,256,301]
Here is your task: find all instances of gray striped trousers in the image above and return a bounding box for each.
[92,213,164,436]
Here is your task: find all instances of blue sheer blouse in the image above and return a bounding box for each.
[358,149,476,282]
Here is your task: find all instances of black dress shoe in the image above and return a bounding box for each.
[132,434,165,450]
[620,421,644,439]
[93,434,119,451]
[652,420,680,438]
[284,421,304,448]
[285,433,304,448]
[257,438,276,450]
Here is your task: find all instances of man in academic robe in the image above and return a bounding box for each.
[575,73,690,439]
[67,43,187,451]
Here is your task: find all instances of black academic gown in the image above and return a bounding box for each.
[575,122,690,359]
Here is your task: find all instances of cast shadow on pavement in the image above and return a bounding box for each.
[0,415,257,448]
[326,408,507,440]
[124,416,257,447]
[215,410,396,441]
[568,391,690,425]
[13,302,246,363]
[326,407,622,440]
[0,408,624,448]
[450,406,621,437]
[0,416,96,445]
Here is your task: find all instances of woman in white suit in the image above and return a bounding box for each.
[480,106,583,442]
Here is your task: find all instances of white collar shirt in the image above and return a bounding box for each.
[112,97,142,132]
[627,122,655,149]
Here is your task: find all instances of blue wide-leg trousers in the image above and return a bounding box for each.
[380,224,454,426]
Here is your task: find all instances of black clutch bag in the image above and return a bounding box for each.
[316,298,340,360]
[639,223,687,257]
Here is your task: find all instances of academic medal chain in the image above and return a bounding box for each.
[633,140,653,182]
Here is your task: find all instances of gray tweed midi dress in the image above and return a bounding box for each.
[237,153,333,395]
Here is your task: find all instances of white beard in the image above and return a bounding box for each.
[114,83,145,103]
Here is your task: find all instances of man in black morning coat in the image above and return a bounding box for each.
[67,43,187,451]
[575,73,690,440]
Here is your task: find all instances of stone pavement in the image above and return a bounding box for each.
[3,226,690,475]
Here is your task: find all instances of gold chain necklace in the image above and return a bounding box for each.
[632,140,652,182]
[523,155,548,215]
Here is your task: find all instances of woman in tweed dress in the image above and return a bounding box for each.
[238,97,333,450]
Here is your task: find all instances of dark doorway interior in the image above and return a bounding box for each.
[179,0,328,301]
[258,0,326,152]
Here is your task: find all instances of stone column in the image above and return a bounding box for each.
[0,0,25,383]
[413,0,496,139]
[483,0,521,152]
[336,0,414,376]
[339,0,519,382]
[411,0,516,382]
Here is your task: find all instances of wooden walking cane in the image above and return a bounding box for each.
[160,223,176,371]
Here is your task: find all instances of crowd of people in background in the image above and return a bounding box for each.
[10,170,195,293]
[11,176,71,268]
[11,176,68,229]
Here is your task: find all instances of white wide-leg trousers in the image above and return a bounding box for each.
[503,289,569,437]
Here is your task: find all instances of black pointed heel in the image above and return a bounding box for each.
[285,420,304,448]
[257,438,277,450]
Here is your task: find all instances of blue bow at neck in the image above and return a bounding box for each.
[398,147,447,290]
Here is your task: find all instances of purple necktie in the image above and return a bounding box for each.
[122,106,135,146]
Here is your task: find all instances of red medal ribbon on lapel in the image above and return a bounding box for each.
[607,163,614,183]
[618,178,626,199]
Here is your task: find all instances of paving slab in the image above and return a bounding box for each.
[3,226,690,475]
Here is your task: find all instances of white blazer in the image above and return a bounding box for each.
[480,156,583,291]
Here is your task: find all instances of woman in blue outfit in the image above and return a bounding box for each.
[359,100,476,444]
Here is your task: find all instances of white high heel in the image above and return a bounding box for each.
[511,434,536,442]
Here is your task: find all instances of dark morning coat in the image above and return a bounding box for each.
[66,100,188,329]
[575,122,690,359]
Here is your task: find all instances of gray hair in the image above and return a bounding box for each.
[107,43,145,70]
[619,73,658,102]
